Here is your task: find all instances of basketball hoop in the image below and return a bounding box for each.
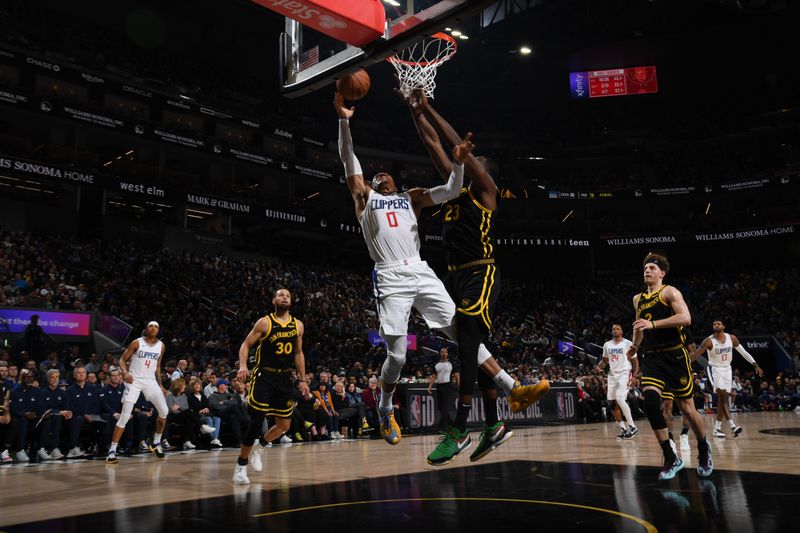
[387,32,457,99]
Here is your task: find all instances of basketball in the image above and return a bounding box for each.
[336,68,371,100]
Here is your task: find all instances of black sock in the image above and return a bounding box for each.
[697,437,709,456]
[258,437,269,448]
[237,456,248,466]
[454,403,471,433]
[681,425,689,436]
[485,396,498,427]
[659,439,677,465]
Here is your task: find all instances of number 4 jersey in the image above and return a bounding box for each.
[255,314,299,370]
[128,337,163,380]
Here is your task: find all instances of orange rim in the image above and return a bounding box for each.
[386,32,458,67]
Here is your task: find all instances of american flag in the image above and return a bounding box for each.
[299,46,320,72]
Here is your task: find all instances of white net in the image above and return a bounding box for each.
[387,33,457,99]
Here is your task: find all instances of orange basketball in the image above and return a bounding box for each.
[337,68,371,100]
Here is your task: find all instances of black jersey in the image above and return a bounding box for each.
[442,188,496,266]
[254,313,299,371]
[636,285,686,351]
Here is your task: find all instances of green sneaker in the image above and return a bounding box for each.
[427,426,471,466]
[469,421,514,462]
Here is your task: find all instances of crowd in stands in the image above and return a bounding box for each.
[1,228,799,463]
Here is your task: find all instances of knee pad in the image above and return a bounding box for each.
[644,389,668,430]
[477,343,491,366]
[615,392,628,406]
[381,335,407,384]
[116,413,132,429]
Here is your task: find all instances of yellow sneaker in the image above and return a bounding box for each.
[378,407,401,445]
[509,379,550,413]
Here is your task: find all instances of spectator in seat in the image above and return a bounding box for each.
[332,381,368,438]
[40,369,71,460]
[0,377,11,463]
[100,369,130,454]
[209,379,247,447]
[361,377,381,435]
[313,381,341,439]
[66,366,104,458]
[188,379,221,448]
[9,369,44,462]
[203,372,218,398]
[294,381,326,441]
[39,351,65,376]
[165,378,208,450]
[132,395,157,453]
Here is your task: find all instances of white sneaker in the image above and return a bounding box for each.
[250,443,264,472]
[15,450,30,463]
[713,429,725,438]
[200,424,216,435]
[233,464,250,485]
[183,441,196,450]
[794,406,800,413]
[37,449,52,461]
[680,434,690,451]
[50,447,64,460]
[66,446,84,458]
[669,439,677,455]
[279,435,293,444]
[210,439,223,449]
[1,449,11,463]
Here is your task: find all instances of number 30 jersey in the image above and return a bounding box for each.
[359,190,420,264]
[129,337,162,380]
[255,314,299,370]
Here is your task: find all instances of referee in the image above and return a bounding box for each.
[428,348,454,429]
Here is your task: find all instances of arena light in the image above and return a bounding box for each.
[520,46,532,55]
[451,30,462,36]
[561,210,574,223]
[459,34,469,40]
[705,202,712,215]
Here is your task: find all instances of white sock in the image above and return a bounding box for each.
[619,422,627,430]
[493,369,516,395]
[379,389,393,411]
[728,419,736,428]
[153,433,162,445]
[109,442,118,453]
[714,421,721,430]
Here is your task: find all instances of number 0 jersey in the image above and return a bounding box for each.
[636,285,686,351]
[359,190,420,264]
[128,337,162,380]
[255,314,299,371]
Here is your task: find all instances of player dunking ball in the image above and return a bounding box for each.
[693,320,763,438]
[233,288,308,485]
[594,324,639,439]
[106,321,169,464]
[629,253,712,480]
[335,91,474,447]
[401,89,549,465]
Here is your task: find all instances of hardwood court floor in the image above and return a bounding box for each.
[2,411,799,531]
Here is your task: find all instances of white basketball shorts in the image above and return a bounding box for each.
[122,378,168,416]
[707,365,732,392]
[607,371,631,401]
[372,259,455,336]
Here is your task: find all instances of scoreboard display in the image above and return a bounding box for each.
[570,66,658,99]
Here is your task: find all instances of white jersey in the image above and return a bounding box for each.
[707,333,733,367]
[128,337,163,380]
[434,361,453,384]
[603,338,634,374]
[359,190,420,264]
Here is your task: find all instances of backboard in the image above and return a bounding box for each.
[262,0,497,97]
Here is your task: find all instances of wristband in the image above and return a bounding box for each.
[651,320,657,329]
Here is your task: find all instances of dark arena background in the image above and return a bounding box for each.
[0,1,799,531]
